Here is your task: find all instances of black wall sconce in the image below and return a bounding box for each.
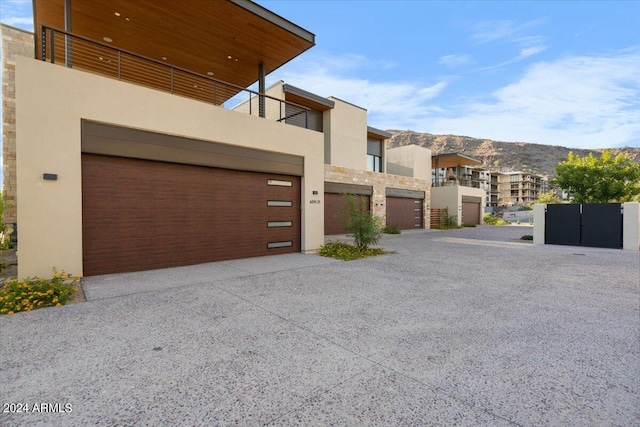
[43,173,58,181]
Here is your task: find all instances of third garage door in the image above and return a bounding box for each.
[386,188,425,230]
[82,154,300,276]
[462,202,481,225]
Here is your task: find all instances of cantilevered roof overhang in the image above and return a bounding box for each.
[33,0,315,90]
[431,152,482,168]
[367,126,392,140]
[283,84,335,111]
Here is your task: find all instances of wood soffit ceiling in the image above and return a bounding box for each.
[431,153,482,168]
[33,0,315,89]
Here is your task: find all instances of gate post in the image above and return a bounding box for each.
[533,203,546,245]
[623,202,640,251]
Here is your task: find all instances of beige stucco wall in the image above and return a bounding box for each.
[16,57,325,279]
[228,82,285,122]
[325,165,430,228]
[622,202,640,251]
[431,185,486,226]
[325,98,367,170]
[385,145,432,181]
[2,24,34,228]
[265,81,285,99]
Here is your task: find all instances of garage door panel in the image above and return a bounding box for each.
[462,202,480,225]
[386,197,423,230]
[324,193,370,235]
[82,154,300,276]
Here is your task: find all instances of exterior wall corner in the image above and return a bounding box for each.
[2,24,35,231]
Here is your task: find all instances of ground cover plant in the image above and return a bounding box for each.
[483,214,510,225]
[383,224,401,234]
[319,241,387,261]
[0,269,78,315]
[321,194,388,261]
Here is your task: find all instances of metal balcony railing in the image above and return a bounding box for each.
[431,179,478,188]
[40,26,310,129]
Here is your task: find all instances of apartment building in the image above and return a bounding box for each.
[489,172,503,207]
[497,172,549,206]
[2,0,429,279]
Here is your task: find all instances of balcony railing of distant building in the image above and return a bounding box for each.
[40,26,310,129]
[432,175,480,188]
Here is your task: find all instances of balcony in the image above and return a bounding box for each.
[432,178,484,189]
[40,26,311,129]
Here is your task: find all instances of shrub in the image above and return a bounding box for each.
[0,269,79,315]
[520,235,534,241]
[319,241,387,261]
[438,215,461,229]
[462,223,477,227]
[383,224,401,234]
[483,214,509,225]
[343,194,384,250]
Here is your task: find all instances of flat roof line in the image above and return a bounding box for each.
[283,84,335,109]
[229,0,315,45]
[367,126,392,139]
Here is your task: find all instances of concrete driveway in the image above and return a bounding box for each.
[1,226,638,426]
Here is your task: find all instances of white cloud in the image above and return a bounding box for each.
[471,19,545,44]
[0,0,33,31]
[271,50,640,149]
[2,17,32,27]
[438,54,473,68]
[478,43,547,71]
[519,45,547,59]
[270,52,448,129]
[428,50,640,148]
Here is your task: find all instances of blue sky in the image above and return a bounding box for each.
[1,0,639,154]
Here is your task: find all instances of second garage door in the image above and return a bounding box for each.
[385,188,425,230]
[82,154,301,276]
[324,193,371,235]
[324,182,373,235]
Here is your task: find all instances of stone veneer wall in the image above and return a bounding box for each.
[325,165,431,228]
[2,24,34,230]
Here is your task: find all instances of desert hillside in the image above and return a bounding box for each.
[387,130,640,178]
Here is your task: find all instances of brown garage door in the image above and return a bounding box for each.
[462,202,480,225]
[324,193,370,235]
[82,154,300,276]
[386,197,423,230]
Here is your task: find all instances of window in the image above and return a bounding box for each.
[367,154,382,172]
[367,138,383,172]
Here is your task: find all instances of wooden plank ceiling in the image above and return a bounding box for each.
[33,0,315,90]
[431,153,482,168]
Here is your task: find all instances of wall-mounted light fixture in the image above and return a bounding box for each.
[312,190,318,195]
[43,173,58,181]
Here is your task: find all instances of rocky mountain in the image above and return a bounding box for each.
[386,130,640,179]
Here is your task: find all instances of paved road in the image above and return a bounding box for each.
[1,226,638,426]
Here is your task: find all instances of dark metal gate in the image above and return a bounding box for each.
[545,203,622,249]
[545,204,581,246]
[581,204,623,249]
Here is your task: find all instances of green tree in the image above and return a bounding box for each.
[554,150,640,203]
[536,190,561,204]
[342,194,383,250]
